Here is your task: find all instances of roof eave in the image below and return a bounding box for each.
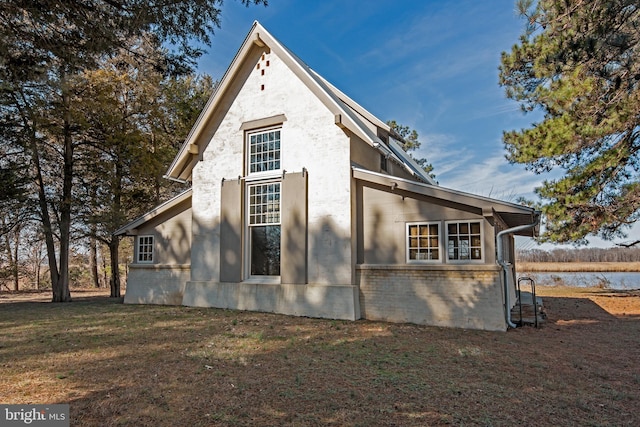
[113,189,193,236]
[166,22,265,180]
[352,167,536,226]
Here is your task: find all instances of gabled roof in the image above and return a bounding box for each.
[312,71,437,185]
[352,167,539,236]
[166,21,435,184]
[113,189,192,236]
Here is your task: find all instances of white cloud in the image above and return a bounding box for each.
[418,141,547,202]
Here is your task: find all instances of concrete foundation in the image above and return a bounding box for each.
[182,281,360,321]
[124,264,191,305]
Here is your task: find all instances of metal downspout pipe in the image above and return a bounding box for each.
[496,216,540,329]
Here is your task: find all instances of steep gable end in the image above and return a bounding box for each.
[166,21,433,184]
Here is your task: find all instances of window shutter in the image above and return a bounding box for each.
[281,171,308,284]
[220,178,243,282]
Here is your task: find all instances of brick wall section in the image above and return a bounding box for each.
[357,264,507,331]
[124,264,190,306]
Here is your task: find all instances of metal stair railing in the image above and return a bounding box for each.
[516,276,539,328]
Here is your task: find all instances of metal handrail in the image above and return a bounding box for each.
[516,277,538,328]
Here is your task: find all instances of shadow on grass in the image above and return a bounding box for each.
[542,296,619,323]
[2,296,640,426]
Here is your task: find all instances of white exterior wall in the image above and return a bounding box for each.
[125,265,190,305]
[190,49,353,285]
[182,282,359,320]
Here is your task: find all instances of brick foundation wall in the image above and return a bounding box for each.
[357,264,506,331]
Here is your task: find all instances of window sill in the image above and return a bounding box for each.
[243,276,281,285]
[129,263,191,270]
[243,171,283,182]
[357,264,500,272]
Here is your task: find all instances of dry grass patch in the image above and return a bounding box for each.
[1,288,639,426]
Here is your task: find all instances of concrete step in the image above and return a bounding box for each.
[511,291,546,326]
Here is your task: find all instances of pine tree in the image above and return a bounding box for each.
[75,37,215,297]
[500,0,640,244]
[0,0,265,301]
[387,120,436,179]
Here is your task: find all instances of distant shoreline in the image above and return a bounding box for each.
[517,261,640,272]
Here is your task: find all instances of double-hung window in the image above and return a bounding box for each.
[137,235,154,263]
[248,182,281,276]
[246,127,282,277]
[446,221,482,261]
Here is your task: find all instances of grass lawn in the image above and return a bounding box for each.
[1,287,639,426]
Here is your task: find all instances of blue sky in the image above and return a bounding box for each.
[194,0,638,248]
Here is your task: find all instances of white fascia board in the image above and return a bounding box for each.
[167,21,381,179]
[312,70,390,131]
[166,22,263,180]
[351,167,534,215]
[260,28,381,147]
[312,70,436,185]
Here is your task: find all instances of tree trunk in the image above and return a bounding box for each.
[2,223,19,291]
[13,86,62,297]
[3,231,19,291]
[11,225,20,291]
[28,125,61,298]
[35,246,42,290]
[89,233,100,288]
[109,147,124,298]
[109,237,121,298]
[102,247,108,288]
[53,77,74,303]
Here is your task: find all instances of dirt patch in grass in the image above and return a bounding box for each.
[1,287,639,426]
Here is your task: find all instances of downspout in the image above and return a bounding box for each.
[496,214,540,329]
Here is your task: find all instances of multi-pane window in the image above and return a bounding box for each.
[407,223,440,262]
[447,221,482,261]
[245,126,283,277]
[249,183,281,225]
[248,182,281,276]
[248,129,281,174]
[137,235,154,263]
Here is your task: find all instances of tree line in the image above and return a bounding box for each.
[1,0,266,300]
[517,247,640,263]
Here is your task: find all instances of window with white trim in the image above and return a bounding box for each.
[446,221,482,261]
[137,235,154,263]
[249,182,281,225]
[247,182,281,276]
[248,128,281,174]
[407,222,440,262]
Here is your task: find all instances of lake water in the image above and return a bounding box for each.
[517,272,640,290]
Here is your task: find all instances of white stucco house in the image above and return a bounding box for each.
[115,21,539,331]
